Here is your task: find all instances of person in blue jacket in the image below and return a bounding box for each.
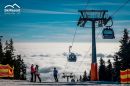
[53,67,58,82]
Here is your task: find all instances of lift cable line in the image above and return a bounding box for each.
[63,0,129,80]
[63,0,91,77]
[71,27,103,74]
[111,0,130,17]
[70,0,90,50]
[72,0,130,77]
[69,22,104,75]
[64,0,104,75]
[73,27,103,74]
[67,0,91,63]
[71,27,78,48]
[63,26,78,75]
[67,0,92,63]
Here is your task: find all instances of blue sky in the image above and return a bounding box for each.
[0,0,130,42]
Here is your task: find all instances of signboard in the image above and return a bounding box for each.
[0,64,14,77]
[120,69,130,83]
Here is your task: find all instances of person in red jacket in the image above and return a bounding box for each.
[30,64,35,82]
[34,65,41,82]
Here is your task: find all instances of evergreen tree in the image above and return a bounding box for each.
[0,36,3,64]
[99,57,106,81]
[112,29,130,82]
[113,55,121,82]
[3,40,10,65]
[127,38,130,68]
[14,55,26,80]
[79,75,82,82]
[4,41,8,53]
[14,55,21,79]
[82,71,87,81]
[106,59,112,81]
[3,39,15,67]
[116,29,129,69]
[21,60,26,80]
[9,38,14,53]
[1,38,26,80]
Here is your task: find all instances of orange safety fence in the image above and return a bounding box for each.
[128,69,130,83]
[120,69,130,83]
[0,64,14,77]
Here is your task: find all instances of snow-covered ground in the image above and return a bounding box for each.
[13,42,119,82]
[0,79,128,86]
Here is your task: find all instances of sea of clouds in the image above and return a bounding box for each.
[13,42,119,82]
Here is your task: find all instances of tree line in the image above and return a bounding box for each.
[80,29,130,82]
[99,29,130,82]
[0,38,26,80]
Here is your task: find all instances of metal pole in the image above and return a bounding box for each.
[92,20,96,63]
[77,10,110,81]
[91,20,98,81]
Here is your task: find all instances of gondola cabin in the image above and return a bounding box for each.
[102,27,115,39]
[68,53,77,62]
